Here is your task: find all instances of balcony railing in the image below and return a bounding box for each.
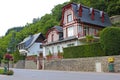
[77,32,100,40]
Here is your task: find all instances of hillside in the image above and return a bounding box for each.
[5,27,23,36]
[0,0,120,60]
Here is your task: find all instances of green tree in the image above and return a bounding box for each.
[107,1,120,16]
[7,32,17,54]
[70,0,91,6]
[100,27,120,55]
[12,49,20,63]
[51,2,68,22]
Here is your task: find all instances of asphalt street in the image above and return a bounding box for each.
[0,68,120,80]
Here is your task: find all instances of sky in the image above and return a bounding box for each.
[0,0,69,36]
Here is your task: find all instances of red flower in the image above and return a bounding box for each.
[4,53,13,60]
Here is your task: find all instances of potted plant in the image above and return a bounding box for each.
[46,50,53,61]
[57,51,63,59]
[1,53,14,75]
[3,53,13,71]
[86,35,94,43]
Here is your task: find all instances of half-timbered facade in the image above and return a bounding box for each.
[43,3,111,57]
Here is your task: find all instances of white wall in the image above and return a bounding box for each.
[43,40,84,56]
[28,43,43,56]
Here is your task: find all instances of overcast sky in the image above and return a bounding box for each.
[0,0,69,36]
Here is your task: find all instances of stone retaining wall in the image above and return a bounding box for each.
[25,60,37,69]
[44,55,120,72]
[14,60,25,69]
[110,15,120,23]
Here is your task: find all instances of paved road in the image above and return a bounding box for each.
[0,68,120,80]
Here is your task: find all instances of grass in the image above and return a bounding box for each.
[0,69,4,74]
[0,69,14,75]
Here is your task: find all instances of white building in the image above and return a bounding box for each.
[18,33,45,56]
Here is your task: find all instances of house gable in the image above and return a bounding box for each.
[35,34,45,43]
[18,33,45,50]
[60,3,77,26]
[46,26,63,43]
[18,33,45,56]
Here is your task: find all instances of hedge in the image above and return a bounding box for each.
[100,27,120,56]
[63,43,105,58]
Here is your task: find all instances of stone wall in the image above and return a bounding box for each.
[14,60,25,69]
[44,55,120,72]
[25,60,37,69]
[110,15,120,23]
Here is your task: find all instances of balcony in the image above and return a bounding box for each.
[77,32,100,42]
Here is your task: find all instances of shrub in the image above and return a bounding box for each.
[100,27,120,55]
[13,49,26,63]
[6,70,14,75]
[63,43,105,58]
[86,35,94,42]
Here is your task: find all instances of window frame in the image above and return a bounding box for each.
[40,44,43,49]
[67,14,72,23]
[67,26,74,37]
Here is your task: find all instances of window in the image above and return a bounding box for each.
[46,48,49,54]
[89,28,94,35]
[84,26,89,36]
[52,47,54,54]
[57,46,60,52]
[78,26,82,33]
[78,26,82,37]
[67,43,74,47]
[51,34,54,42]
[67,26,74,37]
[40,45,43,49]
[95,29,99,35]
[67,14,72,22]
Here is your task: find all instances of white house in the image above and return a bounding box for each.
[43,3,111,57]
[18,33,45,56]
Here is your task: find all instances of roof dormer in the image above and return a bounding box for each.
[90,8,95,20]
[100,11,104,23]
[78,4,82,17]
